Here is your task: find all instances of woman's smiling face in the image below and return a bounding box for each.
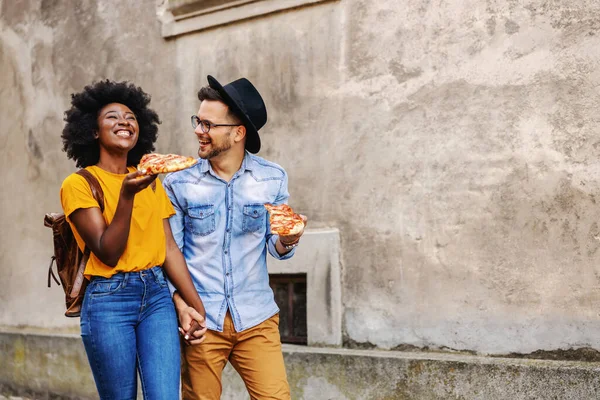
[96,103,139,152]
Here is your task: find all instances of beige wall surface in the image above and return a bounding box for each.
[0,0,179,330]
[2,0,600,355]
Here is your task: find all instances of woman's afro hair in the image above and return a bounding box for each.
[61,80,161,168]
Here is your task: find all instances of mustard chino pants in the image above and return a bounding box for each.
[181,311,291,400]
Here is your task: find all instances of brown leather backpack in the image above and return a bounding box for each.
[45,169,105,317]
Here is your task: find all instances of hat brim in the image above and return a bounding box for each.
[207,75,261,153]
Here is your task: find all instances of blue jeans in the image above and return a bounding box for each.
[80,266,180,400]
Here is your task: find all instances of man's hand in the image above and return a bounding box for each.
[279,214,308,245]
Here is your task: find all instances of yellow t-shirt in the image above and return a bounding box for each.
[60,166,175,278]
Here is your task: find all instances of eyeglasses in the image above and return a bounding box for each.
[191,115,240,133]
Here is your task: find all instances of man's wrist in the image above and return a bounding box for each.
[279,236,300,250]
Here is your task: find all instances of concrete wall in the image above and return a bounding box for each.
[2,0,600,360]
[4,329,600,400]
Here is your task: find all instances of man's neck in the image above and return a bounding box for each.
[209,149,245,182]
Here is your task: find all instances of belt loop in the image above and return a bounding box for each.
[149,265,160,282]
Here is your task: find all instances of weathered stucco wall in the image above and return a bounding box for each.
[2,0,600,358]
[0,0,179,330]
[333,0,600,354]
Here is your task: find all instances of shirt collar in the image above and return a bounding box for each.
[198,158,210,174]
[241,151,254,171]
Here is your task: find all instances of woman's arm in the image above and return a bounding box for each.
[162,219,207,343]
[162,219,206,317]
[70,171,157,267]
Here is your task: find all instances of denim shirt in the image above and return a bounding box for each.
[163,152,295,332]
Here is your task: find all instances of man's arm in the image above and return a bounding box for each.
[266,171,308,258]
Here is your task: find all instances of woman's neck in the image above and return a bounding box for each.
[96,151,129,174]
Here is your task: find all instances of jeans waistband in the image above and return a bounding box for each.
[90,265,163,281]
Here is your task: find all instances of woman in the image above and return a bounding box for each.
[60,80,206,400]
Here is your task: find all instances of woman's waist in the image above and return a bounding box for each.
[85,252,165,278]
[88,264,163,281]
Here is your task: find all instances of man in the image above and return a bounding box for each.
[163,75,306,400]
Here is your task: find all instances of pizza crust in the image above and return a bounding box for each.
[137,153,198,175]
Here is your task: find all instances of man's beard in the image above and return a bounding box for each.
[199,131,232,159]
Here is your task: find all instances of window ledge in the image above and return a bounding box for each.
[157,0,334,38]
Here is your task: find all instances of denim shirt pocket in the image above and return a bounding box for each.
[242,204,267,233]
[186,204,216,236]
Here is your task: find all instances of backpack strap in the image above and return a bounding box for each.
[76,169,105,213]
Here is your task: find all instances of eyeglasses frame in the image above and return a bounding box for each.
[191,115,241,134]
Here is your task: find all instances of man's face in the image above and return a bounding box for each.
[194,100,236,160]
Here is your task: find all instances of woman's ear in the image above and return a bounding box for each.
[94,131,99,139]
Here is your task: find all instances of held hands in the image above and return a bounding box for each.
[121,171,157,199]
[177,305,208,345]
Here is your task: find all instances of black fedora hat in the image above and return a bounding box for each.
[207,75,266,154]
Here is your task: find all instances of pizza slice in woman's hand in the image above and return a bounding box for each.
[137,153,198,175]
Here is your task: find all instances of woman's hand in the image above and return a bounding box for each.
[176,303,208,345]
[121,171,157,199]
